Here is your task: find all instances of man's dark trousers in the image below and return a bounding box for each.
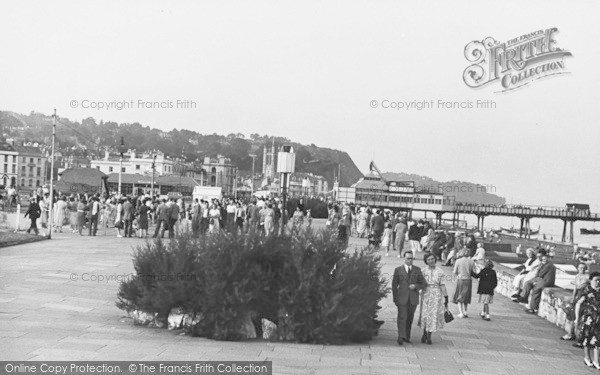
[397,302,418,342]
[89,214,98,236]
[153,219,166,238]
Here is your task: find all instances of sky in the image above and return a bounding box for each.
[1,0,598,210]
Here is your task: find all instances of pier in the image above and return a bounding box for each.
[336,164,599,243]
[431,203,600,243]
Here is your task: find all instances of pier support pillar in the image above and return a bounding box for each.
[519,217,525,238]
[569,221,574,243]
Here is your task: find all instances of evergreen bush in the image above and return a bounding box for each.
[116,228,389,344]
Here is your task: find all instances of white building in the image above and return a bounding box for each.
[0,141,47,189]
[90,150,175,176]
[0,142,19,188]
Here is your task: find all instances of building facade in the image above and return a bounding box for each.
[185,155,237,196]
[335,170,455,213]
[105,173,199,197]
[15,146,47,189]
[90,150,175,176]
[288,172,329,197]
[0,143,47,190]
[0,142,18,188]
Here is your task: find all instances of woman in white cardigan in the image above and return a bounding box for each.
[510,248,540,301]
[472,243,486,273]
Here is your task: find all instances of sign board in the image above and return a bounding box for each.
[277,146,296,173]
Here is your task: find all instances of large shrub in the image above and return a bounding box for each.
[116,229,388,344]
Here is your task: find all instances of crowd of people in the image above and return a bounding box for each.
[19,190,309,239]
[16,193,600,367]
[325,204,486,265]
[367,204,600,369]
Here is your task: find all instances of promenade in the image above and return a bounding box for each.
[0,223,596,374]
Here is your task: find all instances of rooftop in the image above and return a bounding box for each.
[106,173,199,187]
[0,142,17,152]
[59,168,108,185]
[13,146,44,156]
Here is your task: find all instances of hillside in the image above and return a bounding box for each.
[0,110,363,187]
[382,172,506,205]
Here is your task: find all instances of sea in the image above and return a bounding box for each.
[413,213,600,248]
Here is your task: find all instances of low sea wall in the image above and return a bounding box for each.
[494,263,573,333]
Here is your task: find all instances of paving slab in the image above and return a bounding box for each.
[1,228,598,374]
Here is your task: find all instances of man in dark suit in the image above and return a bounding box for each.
[524,253,556,314]
[153,199,169,238]
[246,201,260,233]
[392,251,426,345]
[370,210,385,248]
[168,198,179,238]
[390,213,400,250]
[88,197,100,236]
[122,198,134,237]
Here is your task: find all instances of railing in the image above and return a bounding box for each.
[454,203,599,219]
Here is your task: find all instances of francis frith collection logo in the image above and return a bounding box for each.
[463,28,572,92]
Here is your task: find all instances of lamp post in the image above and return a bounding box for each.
[151,154,156,199]
[249,154,257,198]
[118,137,125,196]
[179,162,187,194]
[47,109,56,239]
[277,146,295,234]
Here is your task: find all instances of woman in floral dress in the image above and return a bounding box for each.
[356,207,368,238]
[576,271,600,369]
[419,252,449,345]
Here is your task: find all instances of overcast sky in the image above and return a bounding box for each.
[1,0,598,209]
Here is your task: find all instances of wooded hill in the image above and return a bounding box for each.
[0,111,507,203]
[0,111,363,187]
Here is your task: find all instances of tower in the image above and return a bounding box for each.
[262,137,276,180]
[269,137,276,179]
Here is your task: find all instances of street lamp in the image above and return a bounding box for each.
[47,109,56,239]
[118,137,126,196]
[249,154,257,198]
[151,154,157,199]
[277,146,296,234]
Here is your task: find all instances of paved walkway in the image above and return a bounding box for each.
[0,225,596,374]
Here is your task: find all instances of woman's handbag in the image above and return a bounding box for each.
[114,220,123,229]
[444,308,454,323]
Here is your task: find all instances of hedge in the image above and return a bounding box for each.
[116,228,388,344]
